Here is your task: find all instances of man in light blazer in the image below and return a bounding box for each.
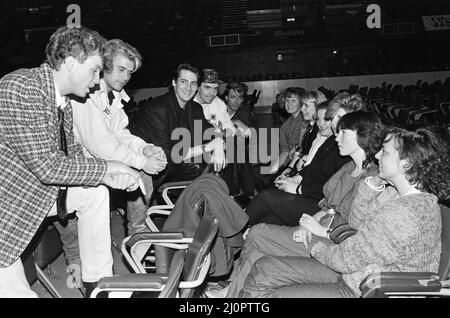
[0,26,141,297]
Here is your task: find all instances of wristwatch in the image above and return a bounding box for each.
[202,144,206,152]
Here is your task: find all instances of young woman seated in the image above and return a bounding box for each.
[244,102,349,226]
[240,126,450,298]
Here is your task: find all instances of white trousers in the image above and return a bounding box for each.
[0,185,113,297]
[0,257,38,298]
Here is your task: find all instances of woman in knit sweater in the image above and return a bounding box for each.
[205,111,385,298]
[240,127,450,298]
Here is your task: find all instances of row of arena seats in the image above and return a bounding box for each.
[223,64,449,84]
[124,78,450,131]
[318,78,450,129]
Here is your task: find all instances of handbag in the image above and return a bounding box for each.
[329,223,357,244]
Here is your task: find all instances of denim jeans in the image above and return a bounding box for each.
[53,217,80,267]
[126,171,153,235]
[226,223,333,297]
[240,255,356,298]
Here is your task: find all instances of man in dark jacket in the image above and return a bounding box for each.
[129,63,226,188]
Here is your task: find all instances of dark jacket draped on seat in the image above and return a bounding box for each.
[156,174,249,277]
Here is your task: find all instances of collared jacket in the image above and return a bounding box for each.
[71,79,151,170]
[0,63,107,267]
[298,136,350,200]
[130,90,212,166]
[194,95,236,134]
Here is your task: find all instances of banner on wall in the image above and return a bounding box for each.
[422,15,450,31]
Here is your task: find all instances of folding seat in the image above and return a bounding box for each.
[91,214,219,298]
[22,218,66,298]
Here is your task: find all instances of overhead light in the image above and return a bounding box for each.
[287,17,295,22]
[332,50,338,54]
[276,54,283,61]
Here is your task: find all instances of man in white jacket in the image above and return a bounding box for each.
[194,68,251,138]
[58,39,167,287]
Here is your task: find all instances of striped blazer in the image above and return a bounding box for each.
[0,64,107,267]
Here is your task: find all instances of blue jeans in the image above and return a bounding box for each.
[53,217,80,267]
[240,255,356,298]
[226,223,333,297]
[126,171,154,235]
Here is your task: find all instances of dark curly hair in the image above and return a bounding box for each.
[224,82,248,97]
[337,111,385,169]
[385,127,450,201]
[45,26,106,71]
[172,62,200,82]
[283,87,306,100]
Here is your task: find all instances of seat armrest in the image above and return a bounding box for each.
[157,181,192,193]
[413,109,438,121]
[96,273,168,290]
[125,232,184,247]
[360,272,441,298]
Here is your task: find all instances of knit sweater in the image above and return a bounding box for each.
[311,181,441,297]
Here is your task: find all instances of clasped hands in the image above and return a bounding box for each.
[274,174,303,194]
[142,144,167,175]
[102,160,143,193]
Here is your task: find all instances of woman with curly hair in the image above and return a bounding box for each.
[239,126,450,298]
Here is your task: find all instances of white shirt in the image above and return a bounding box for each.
[194,95,236,134]
[54,80,66,109]
[71,79,151,170]
[304,133,329,167]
